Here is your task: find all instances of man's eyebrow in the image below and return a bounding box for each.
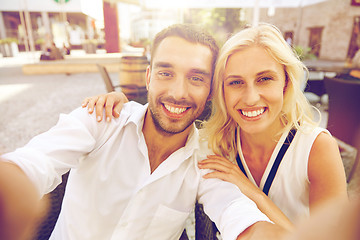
[190,69,211,77]
[153,62,173,69]
[153,62,210,76]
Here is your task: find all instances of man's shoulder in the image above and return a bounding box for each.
[122,101,145,115]
[66,102,146,144]
[68,101,144,124]
[194,135,214,163]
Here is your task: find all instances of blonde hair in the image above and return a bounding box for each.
[202,23,317,158]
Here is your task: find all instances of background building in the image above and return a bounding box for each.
[0,0,103,53]
[1,0,359,63]
[258,0,360,61]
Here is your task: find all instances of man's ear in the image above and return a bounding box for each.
[207,79,215,101]
[207,89,213,102]
[145,65,151,90]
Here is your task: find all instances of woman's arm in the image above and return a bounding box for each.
[198,155,294,231]
[82,91,128,122]
[307,132,348,211]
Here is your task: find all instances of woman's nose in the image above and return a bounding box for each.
[242,85,260,106]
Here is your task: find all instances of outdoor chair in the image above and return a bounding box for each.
[195,203,219,239]
[96,64,148,104]
[324,76,360,182]
[33,172,69,240]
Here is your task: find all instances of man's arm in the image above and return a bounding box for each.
[196,144,289,239]
[0,161,48,240]
[237,221,286,240]
[197,175,288,240]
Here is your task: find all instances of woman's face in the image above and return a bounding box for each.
[223,46,286,136]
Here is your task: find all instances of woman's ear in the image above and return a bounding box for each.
[283,71,289,93]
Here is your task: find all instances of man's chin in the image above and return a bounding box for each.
[154,120,193,135]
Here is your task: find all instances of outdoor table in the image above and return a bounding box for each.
[305,66,360,97]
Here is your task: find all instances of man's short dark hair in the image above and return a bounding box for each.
[150,24,219,90]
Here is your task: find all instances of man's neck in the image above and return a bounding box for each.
[142,110,191,173]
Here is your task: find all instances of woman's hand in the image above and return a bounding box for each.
[198,155,294,231]
[81,91,128,122]
[198,155,258,196]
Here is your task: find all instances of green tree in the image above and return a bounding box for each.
[184,8,245,46]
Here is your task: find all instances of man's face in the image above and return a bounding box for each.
[146,36,212,135]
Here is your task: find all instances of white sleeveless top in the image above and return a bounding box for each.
[236,125,330,222]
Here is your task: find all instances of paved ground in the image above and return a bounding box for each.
[0,66,114,153]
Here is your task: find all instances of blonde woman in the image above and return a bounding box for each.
[82,24,348,229]
[197,23,348,224]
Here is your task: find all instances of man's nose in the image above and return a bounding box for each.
[169,75,189,100]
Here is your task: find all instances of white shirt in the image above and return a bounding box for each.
[2,102,270,240]
[237,125,329,222]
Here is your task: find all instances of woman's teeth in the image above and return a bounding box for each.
[164,104,187,114]
[241,108,265,117]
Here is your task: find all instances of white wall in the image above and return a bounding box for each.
[0,0,103,21]
[0,0,81,12]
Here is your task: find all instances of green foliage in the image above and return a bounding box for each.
[293,45,317,61]
[184,8,246,47]
[0,38,19,45]
[35,38,45,45]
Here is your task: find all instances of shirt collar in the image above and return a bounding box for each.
[184,124,200,154]
[125,102,147,138]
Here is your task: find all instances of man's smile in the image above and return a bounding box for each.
[164,104,189,114]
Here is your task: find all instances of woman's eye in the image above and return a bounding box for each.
[258,76,272,82]
[229,80,242,85]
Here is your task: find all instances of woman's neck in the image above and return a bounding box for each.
[239,118,284,163]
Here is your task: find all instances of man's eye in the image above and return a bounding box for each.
[190,76,203,82]
[159,72,172,77]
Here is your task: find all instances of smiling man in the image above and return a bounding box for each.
[0,24,282,240]
[143,35,213,172]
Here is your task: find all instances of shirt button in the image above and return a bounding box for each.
[121,222,128,228]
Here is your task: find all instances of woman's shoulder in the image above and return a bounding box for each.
[296,123,330,140]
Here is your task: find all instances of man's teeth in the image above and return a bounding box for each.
[241,108,265,117]
[164,104,187,114]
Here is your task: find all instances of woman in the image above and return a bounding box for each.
[197,23,348,225]
[82,24,348,229]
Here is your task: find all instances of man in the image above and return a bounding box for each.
[0,24,282,240]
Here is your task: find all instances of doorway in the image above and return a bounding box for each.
[308,27,323,58]
[347,16,360,59]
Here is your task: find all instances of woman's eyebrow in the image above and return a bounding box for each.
[256,70,278,76]
[225,75,243,81]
